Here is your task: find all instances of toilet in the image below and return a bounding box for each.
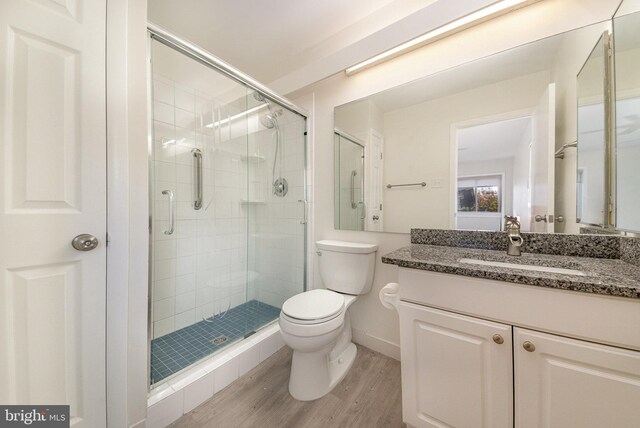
[279,240,378,401]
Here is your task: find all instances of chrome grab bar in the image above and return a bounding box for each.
[298,199,308,224]
[350,170,358,209]
[386,182,426,189]
[162,190,175,235]
[192,149,203,210]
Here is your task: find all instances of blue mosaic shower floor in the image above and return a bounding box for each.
[151,300,281,384]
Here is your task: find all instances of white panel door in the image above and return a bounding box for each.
[515,328,640,428]
[530,83,556,232]
[0,0,107,427]
[366,128,383,231]
[399,302,513,428]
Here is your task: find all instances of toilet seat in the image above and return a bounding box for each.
[281,289,345,325]
[280,310,341,325]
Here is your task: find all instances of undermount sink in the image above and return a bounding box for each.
[458,258,586,276]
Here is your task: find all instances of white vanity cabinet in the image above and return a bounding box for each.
[397,268,640,428]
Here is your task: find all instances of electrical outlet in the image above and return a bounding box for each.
[431,178,444,188]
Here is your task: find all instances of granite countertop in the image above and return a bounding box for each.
[382,244,640,299]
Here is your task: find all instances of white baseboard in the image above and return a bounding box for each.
[129,419,146,428]
[352,328,401,361]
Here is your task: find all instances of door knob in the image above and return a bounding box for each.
[535,214,555,223]
[493,334,504,344]
[72,234,99,251]
[523,341,536,352]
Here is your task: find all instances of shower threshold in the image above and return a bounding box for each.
[150,300,280,384]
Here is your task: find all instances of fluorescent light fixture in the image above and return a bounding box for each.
[345,0,534,75]
[206,103,268,128]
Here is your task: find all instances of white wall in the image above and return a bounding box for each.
[291,0,621,357]
[106,0,149,426]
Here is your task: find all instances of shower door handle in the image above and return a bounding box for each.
[192,148,203,210]
[162,190,175,235]
[357,201,366,220]
[298,199,308,224]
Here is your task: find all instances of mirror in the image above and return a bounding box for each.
[577,32,612,228]
[334,130,365,230]
[614,0,640,231]
[334,21,612,234]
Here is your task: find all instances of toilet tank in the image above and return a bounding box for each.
[316,240,378,295]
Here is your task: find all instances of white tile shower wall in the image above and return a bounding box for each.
[152,74,248,339]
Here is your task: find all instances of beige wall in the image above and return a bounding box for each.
[291,0,621,358]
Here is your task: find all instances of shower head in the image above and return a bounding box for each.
[260,109,282,129]
[261,114,276,129]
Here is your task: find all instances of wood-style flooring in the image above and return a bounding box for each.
[170,345,403,428]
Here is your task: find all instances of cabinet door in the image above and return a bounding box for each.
[399,302,513,428]
[514,328,640,428]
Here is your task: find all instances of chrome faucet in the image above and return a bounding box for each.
[504,216,523,256]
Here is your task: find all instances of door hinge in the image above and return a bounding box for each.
[380,203,383,211]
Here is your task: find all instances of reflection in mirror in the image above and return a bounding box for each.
[334,22,611,234]
[456,117,532,231]
[614,0,640,231]
[577,33,610,227]
[334,130,365,230]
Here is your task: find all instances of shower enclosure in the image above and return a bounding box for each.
[147,26,307,385]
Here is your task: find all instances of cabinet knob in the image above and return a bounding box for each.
[523,341,536,352]
[492,334,504,344]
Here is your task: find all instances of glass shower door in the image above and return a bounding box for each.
[148,36,307,386]
[246,93,308,312]
[149,39,251,384]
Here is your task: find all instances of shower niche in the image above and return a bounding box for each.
[148,33,307,385]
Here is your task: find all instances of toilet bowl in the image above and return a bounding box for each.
[279,240,377,401]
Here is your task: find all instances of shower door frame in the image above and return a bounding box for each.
[146,23,308,390]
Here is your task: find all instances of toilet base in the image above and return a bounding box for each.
[288,341,358,401]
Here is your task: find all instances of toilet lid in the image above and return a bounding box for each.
[282,289,345,322]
